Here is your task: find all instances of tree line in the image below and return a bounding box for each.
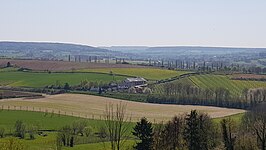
[133,103,266,150]
[148,82,266,109]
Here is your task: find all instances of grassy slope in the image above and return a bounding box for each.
[190,74,266,96]
[0,110,105,130]
[77,68,189,80]
[0,110,243,150]
[0,72,125,87]
[0,110,136,150]
[64,140,136,150]
[213,113,244,124]
[0,67,18,72]
[152,77,194,94]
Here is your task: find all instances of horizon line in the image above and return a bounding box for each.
[1,40,266,49]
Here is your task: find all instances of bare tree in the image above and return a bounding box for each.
[246,103,266,150]
[103,102,131,150]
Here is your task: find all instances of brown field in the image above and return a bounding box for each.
[231,74,266,80]
[0,94,245,122]
[0,59,147,71]
[0,90,43,99]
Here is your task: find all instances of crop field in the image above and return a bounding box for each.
[77,68,190,80]
[231,74,266,80]
[0,59,146,71]
[190,74,266,96]
[152,77,194,94]
[0,72,125,88]
[0,94,245,122]
[0,90,42,99]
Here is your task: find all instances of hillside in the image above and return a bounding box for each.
[0,41,109,53]
[0,94,245,122]
[0,42,122,60]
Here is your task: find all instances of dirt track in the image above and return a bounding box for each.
[0,94,245,122]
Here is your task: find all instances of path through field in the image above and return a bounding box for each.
[0,94,245,122]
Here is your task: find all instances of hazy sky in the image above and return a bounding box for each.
[0,0,266,47]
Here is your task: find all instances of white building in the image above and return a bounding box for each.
[124,77,147,88]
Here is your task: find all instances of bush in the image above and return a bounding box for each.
[84,126,93,137]
[0,137,25,150]
[0,127,5,138]
[27,124,39,140]
[14,120,26,139]
[72,120,87,136]
[57,125,76,147]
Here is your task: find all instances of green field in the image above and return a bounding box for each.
[0,110,136,150]
[213,113,244,124]
[0,72,125,88]
[189,74,266,96]
[0,110,105,130]
[152,77,194,94]
[77,68,189,80]
[0,110,243,150]
[0,67,18,72]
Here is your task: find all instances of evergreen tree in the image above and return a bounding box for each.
[64,83,70,91]
[221,118,236,150]
[183,110,214,150]
[6,62,11,67]
[184,110,201,150]
[132,117,153,150]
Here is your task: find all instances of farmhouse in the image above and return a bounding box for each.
[124,77,147,88]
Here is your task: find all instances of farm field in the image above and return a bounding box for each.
[0,72,125,88]
[0,59,146,71]
[0,94,245,122]
[152,77,194,94]
[190,74,266,96]
[0,90,42,99]
[231,73,266,80]
[77,68,190,80]
[0,110,136,150]
[0,110,244,150]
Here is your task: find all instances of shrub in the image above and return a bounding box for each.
[14,120,26,139]
[84,126,93,137]
[0,127,5,138]
[0,137,25,150]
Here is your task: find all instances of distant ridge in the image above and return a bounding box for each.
[0,41,110,53]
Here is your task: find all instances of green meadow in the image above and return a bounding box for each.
[0,110,136,150]
[190,74,266,96]
[0,72,125,88]
[0,110,243,150]
[77,68,190,80]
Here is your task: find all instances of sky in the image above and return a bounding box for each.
[0,0,266,47]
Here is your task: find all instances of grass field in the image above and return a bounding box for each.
[77,68,190,80]
[0,94,245,122]
[213,113,244,124]
[0,72,125,88]
[190,74,266,96]
[0,110,102,130]
[0,109,244,150]
[0,110,136,150]
[0,67,17,72]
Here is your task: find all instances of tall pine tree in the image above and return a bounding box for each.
[132,117,153,150]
